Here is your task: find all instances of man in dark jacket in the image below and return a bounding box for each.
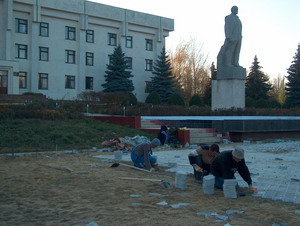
[210,147,257,192]
[157,125,168,145]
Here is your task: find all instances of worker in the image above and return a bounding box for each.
[130,138,161,171]
[210,147,258,192]
[157,125,168,145]
[188,144,220,183]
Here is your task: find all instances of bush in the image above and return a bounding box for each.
[168,93,185,106]
[189,95,202,107]
[122,92,137,106]
[145,91,161,105]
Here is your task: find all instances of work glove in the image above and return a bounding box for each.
[249,186,258,193]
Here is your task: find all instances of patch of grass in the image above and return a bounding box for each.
[0,118,155,153]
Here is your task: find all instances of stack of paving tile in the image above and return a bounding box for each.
[114,151,122,160]
[202,175,215,195]
[223,179,237,198]
[175,171,187,190]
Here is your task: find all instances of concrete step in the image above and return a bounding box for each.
[190,136,222,145]
[141,119,222,145]
[141,120,161,129]
[189,128,214,138]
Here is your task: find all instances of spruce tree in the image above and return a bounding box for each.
[102,45,134,92]
[245,55,271,101]
[202,62,216,106]
[285,44,300,107]
[150,47,177,104]
[210,62,217,80]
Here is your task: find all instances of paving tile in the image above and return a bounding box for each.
[96,141,300,204]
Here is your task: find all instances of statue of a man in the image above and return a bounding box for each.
[220,6,242,67]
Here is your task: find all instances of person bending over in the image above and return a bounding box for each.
[131,138,161,171]
[188,144,220,182]
[210,147,257,192]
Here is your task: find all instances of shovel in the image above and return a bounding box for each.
[119,177,172,188]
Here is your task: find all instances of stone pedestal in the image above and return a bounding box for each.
[217,66,246,80]
[212,79,245,110]
[212,65,246,110]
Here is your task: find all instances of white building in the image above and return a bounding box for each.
[0,0,174,101]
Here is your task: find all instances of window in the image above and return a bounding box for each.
[65,50,76,64]
[38,73,48,90]
[15,44,27,59]
[85,77,93,90]
[86,30,94,43]
[125,57,132,69]
[39,22,49,37]
[126,36,133,48]
[108,33,117,46]
[145,59,153,71]
[39,47,49,61]
[15,18,28,34]
[146,39,153,51]
[86,52,94,66]
[19,72,27,89]
[65,26,76,40]
[65,75,75,89]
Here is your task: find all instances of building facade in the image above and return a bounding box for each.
[0,0,174,101]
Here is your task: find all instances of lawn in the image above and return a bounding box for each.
[0,118,155,153]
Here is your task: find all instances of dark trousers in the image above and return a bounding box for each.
[188,155,210,181]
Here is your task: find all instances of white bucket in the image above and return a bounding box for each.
[175,171,187,190]
[202,175,215,195]
[114,151,123,160]
[223,179,237,198]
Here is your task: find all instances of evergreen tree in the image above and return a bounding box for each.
[210,62,217,80]
[102,45,134,92]
[145,91,161,105]
[189,94,202,107]
[150,47,177,104]
[245,55,272,101]
[202,62,216,106]
[285,44,300,107]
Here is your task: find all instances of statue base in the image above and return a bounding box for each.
[217,66,246,80]
[211,79,245,110]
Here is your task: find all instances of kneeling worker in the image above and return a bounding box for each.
[210,147,257,192]
[188,144,220,182]
[131,138,161,171]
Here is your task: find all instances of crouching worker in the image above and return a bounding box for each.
[188,144,220,183]
[131,138,161,171]
[210,147,258,193]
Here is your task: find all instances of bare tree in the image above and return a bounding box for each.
[270,74,286,105]
[169,38,210,100]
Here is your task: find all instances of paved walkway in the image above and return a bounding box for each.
[95,140,300,204]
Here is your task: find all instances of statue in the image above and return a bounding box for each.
[217,6,245,79]
[212,5,246,110]
[223,5,242,67]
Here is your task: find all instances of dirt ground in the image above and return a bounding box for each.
[0,151,299,226]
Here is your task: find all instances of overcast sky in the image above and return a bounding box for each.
[91,0,300,79]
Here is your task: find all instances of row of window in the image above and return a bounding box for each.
[15,18,154,50]
[19,72,94,90]
[15,44,154,70]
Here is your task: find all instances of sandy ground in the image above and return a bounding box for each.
[0,151,300,226]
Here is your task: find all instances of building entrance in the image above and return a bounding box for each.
[0,70,8,94]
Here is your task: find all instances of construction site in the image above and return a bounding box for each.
[1,121,300,225]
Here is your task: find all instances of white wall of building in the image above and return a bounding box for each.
[0,0,174,101]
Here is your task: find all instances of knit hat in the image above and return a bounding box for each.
[151,138,161,146]
[232,147,244,159]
